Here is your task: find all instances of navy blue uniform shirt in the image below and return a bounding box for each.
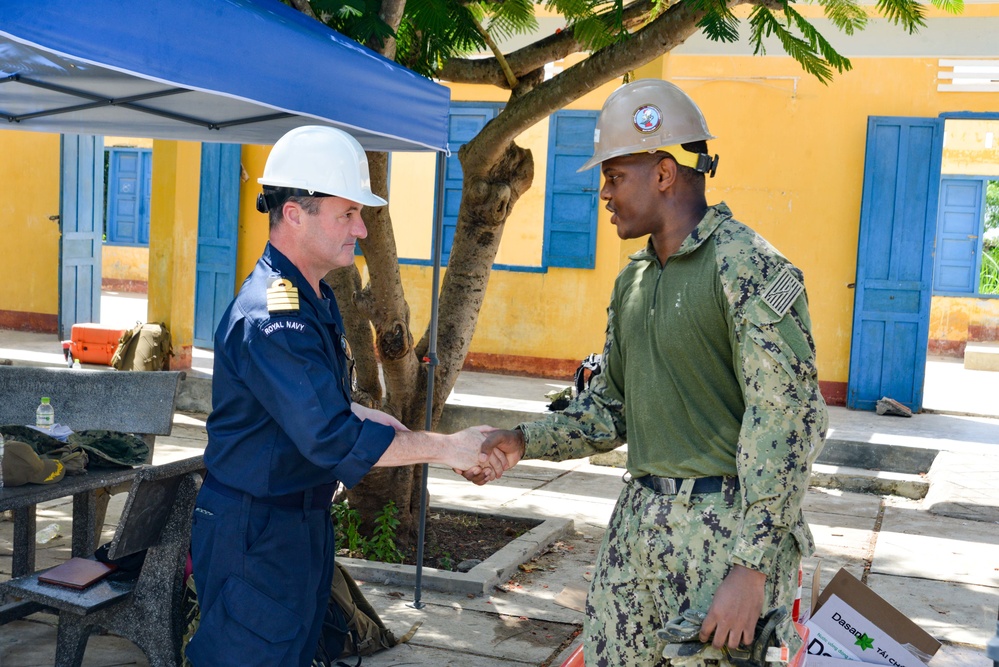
[204,242,395,497]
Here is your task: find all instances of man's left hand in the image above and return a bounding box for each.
[698,564,766,650]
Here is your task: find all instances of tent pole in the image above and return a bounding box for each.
[413,149,447,609]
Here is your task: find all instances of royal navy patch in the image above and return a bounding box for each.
[761,266,803,318]
[267,278,300,313]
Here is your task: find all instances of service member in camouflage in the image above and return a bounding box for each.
[463,79,827,666]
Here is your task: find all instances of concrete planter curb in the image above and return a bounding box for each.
[339,507,574,596]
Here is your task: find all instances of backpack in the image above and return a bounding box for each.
[111,322,172,371]
[547,353,603,412]
[313,562,419,667]
[574,353,603,394]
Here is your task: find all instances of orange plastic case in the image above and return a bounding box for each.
[69,323,126,365]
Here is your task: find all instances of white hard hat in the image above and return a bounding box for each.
[258,125,387,208]
[578,79,717,174]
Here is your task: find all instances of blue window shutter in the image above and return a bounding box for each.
[933,178,982,295]
[544,111,600,269]
[106,147,152,246]
[443,104,500,263]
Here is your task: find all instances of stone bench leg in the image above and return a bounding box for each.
[91,481,134,550]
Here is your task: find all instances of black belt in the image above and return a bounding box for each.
[204,474,335,510]
[634,475,736,495]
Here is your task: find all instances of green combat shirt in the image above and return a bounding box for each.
[520,203,828,573]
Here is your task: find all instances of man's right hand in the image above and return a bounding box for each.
[459,429,526,486]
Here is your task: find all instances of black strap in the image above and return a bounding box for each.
[634,475,736,495]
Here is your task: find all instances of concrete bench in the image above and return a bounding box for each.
[0,456,204,667]
[0,365,186,579]
[0,365,185,461]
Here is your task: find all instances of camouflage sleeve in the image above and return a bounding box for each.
[730,280,828,574]
[519,301,627,461]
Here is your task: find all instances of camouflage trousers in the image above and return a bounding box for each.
[583,477,802,667]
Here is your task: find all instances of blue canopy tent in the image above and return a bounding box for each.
[0,0,448,149]
[1,0,450,605]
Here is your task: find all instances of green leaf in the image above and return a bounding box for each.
[930,0,964,14]
[484,0,539,41]
[749,5,834,83]
[785,4,853,73]
[872,0,926,33]
[690,0,741,43]
[819,0,868,35]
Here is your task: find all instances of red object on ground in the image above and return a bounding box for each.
[70,323,126,366]
[560,644,584,667]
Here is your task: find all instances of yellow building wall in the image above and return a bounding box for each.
[102,246,149,289]
[236,144,272,286]
[929,297,999,356]
[0,131,62,331]
[941,119,999,176]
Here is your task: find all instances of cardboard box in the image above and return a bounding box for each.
[805,568,941,666]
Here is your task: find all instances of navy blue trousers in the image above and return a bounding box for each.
[187,483,335,667]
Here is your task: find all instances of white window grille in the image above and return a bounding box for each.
[938,59,999,92]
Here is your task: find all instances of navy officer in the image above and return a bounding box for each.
[187,126,500,667]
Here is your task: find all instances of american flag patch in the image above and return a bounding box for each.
[761,266,803,317]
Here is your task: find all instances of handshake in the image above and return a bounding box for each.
[448,427,526,486]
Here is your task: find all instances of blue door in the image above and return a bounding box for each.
[544,111,600,269]
[106,148,153,245]
[442,105,500,263]
[847,117,943,411]
[59,134,105,339]
[933,178,984,295]
[193,143,241,348]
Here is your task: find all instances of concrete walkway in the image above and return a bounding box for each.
[1,320,999,665]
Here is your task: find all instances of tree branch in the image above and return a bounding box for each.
[472,16,519,89]
[376,0,408,60]
[437,0,657,87]
[466,0,723,167]
[289,0,318,19]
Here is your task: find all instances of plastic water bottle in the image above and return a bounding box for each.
[72,358,82,370]
[36,397,55,430]
[0,431,5,489]
[36,523,61,544]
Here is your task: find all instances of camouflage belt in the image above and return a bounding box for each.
[633,474,736,495]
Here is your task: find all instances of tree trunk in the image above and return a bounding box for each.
[325,152,429,546]
[416,141,535,420]
[307,0,712,548]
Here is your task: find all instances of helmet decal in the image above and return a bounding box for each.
[633,105,663,133]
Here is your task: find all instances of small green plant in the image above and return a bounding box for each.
[331,501,365,554]
[332,500,407,563]
[980,246,999,295]
[366,501,404,564]
[438,551,454,571]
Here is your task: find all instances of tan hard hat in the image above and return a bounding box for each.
[578,79,716,172]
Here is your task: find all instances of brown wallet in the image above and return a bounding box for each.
[37,557,118,590]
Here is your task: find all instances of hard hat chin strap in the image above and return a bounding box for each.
[650,145,720,178]
[256,186,335,213]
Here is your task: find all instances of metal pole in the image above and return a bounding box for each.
[412,149,448,609]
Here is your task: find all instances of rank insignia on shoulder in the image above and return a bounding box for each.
[761,265,803,318]
[267,278,300,313]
